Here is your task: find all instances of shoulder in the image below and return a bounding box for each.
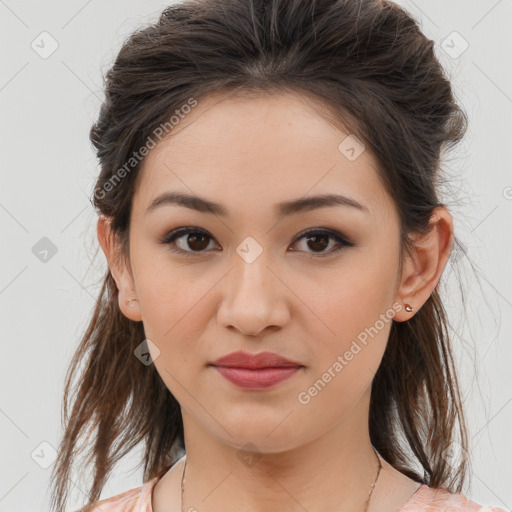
[403,484,510,512]
[74,477,158,512]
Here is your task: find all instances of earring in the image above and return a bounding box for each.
[404,303,413,312]
[128,298,137,308]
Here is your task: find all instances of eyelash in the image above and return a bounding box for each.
[159,227,354,259]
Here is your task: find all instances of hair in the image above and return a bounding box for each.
[48,0,472,510]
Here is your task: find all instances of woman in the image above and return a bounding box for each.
[48,0,508,511]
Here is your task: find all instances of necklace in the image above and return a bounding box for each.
[179,447,382,512]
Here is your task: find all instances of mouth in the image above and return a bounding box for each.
[208,350,304,390]
[209,364,303,390]
[210,350,302,368]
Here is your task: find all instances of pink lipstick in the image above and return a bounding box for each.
[209,351,303,390]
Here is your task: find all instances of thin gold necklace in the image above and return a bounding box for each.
[179,447,382,512]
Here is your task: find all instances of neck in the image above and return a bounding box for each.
[180,393,382,512]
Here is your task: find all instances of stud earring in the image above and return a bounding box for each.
[404,303,413,312]
[128,298,137,308]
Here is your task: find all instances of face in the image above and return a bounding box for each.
[99,91,441,454]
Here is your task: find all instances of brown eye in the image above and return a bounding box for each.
[161,227,218,256]
[304,233,330,252]
[185,232,211,251]
[292,229,353,257]
[161,227,354,259]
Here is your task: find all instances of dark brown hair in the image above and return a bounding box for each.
[48,0,471,510]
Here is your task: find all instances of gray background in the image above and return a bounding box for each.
[1,0,511,510]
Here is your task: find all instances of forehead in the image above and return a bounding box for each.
[133,91,396,225]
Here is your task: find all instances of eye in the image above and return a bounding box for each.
[160,227,354,258]
[160,227,218,256]
[291,228,354,257]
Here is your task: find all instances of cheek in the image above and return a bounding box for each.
[304,246,398,385]
[131,248,185,336]
[139,270,210,345]
[135,262,213,402]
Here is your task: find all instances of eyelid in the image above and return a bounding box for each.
[160,227,219,256]
[290,228,354,258]
[160,226,354,258]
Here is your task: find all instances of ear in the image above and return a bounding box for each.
[96,215,142,322]
[393,207,454,322]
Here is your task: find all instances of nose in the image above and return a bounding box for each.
[217,255,290,337]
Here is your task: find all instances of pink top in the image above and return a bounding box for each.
[81,472,509,512]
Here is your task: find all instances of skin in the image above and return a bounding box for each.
[97,91,454,512]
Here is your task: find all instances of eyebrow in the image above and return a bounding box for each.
[145,191,369,218]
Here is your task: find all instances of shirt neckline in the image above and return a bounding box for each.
[139,462,430,512]
[398,483,430,511]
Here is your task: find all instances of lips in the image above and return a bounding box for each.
[210,350,302,369]
[209,351,303,390]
